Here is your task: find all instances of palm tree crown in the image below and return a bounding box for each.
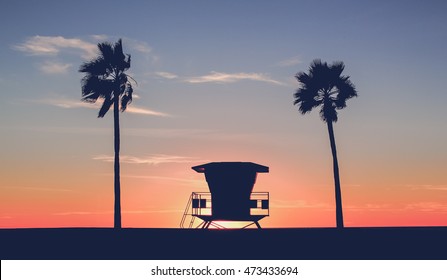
[79,39,133,117]
[294,59,357,122]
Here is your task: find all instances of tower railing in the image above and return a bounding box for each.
[180,192,269,228]
[249,192,269,216]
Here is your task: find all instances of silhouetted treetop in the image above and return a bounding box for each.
[79,39,133,118]
[294,59,357,123]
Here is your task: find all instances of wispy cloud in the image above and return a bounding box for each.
[37,98,97,109]
[271,199,447,213]
[277,55,302,67]
[6,125,110,135]
[406,184,447,191]
[90,34,108,41]
[185,71,283,85]
[93,154,202,165]
[120,174,204,185]
[130,41,152,53]
[404,202,447,212]
[36,97,169,117]
[271,200,332,209]
[123,209,183,214]
[122,37,158,63]
[15,35,156,57]
[1,186,74,192]
[121,127,266,144]
[426,186,447,191]
[151,70,284,85]
[52,211,111,216]
[126,106,170,117]
[345,202,447,213]
[125,128,216,138]
[52,209,182,216]
[155,71,178,79]
[14,35,97,59]
[345,203,394,212]
[5,127,226,140]
[39,61,72,74]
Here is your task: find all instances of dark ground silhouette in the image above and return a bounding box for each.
[1,227,446,259]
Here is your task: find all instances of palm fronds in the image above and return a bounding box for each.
[79,39,135,118]
[294,59,357,122]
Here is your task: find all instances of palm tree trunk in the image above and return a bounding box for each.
[113,93,121,229]
[327,121,344,229]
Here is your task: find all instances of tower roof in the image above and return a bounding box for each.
[192,162,269,173]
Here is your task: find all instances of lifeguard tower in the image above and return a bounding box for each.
[180,162,269,229]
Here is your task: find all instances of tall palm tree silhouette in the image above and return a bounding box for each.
[293,59,357,228]
[79,39,133,229]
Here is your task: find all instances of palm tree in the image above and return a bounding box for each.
[79,39,134,229]
[293,59,357,228]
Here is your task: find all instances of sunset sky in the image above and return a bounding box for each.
[1,0,447,228]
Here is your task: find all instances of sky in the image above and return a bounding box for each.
[1,0,447,228]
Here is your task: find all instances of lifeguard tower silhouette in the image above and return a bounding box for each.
[180,162,269,229]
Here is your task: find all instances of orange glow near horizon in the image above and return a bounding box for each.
[2,154,447,229]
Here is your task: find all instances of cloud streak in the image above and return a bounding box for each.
[1,186,74,192]
[120,174,205,185]
[52,211,108,216]
[155,71,178,79]
[125,106,170,117]
[404,202,447,212]
[36,97,169,117]
[152,70,284,85]
[15,35,156,58]
[277,55,302,67]
[52,209,182,216]
[90,34,108,41]
[130,41,152,53]
[406,184,447,191]
[345,203,394,212]
[185,71,283,85]
[271,200,332,209]
[14,35,97,59]
[93,154,203,165]
[39,61,72,74]
[345,202,447,213]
